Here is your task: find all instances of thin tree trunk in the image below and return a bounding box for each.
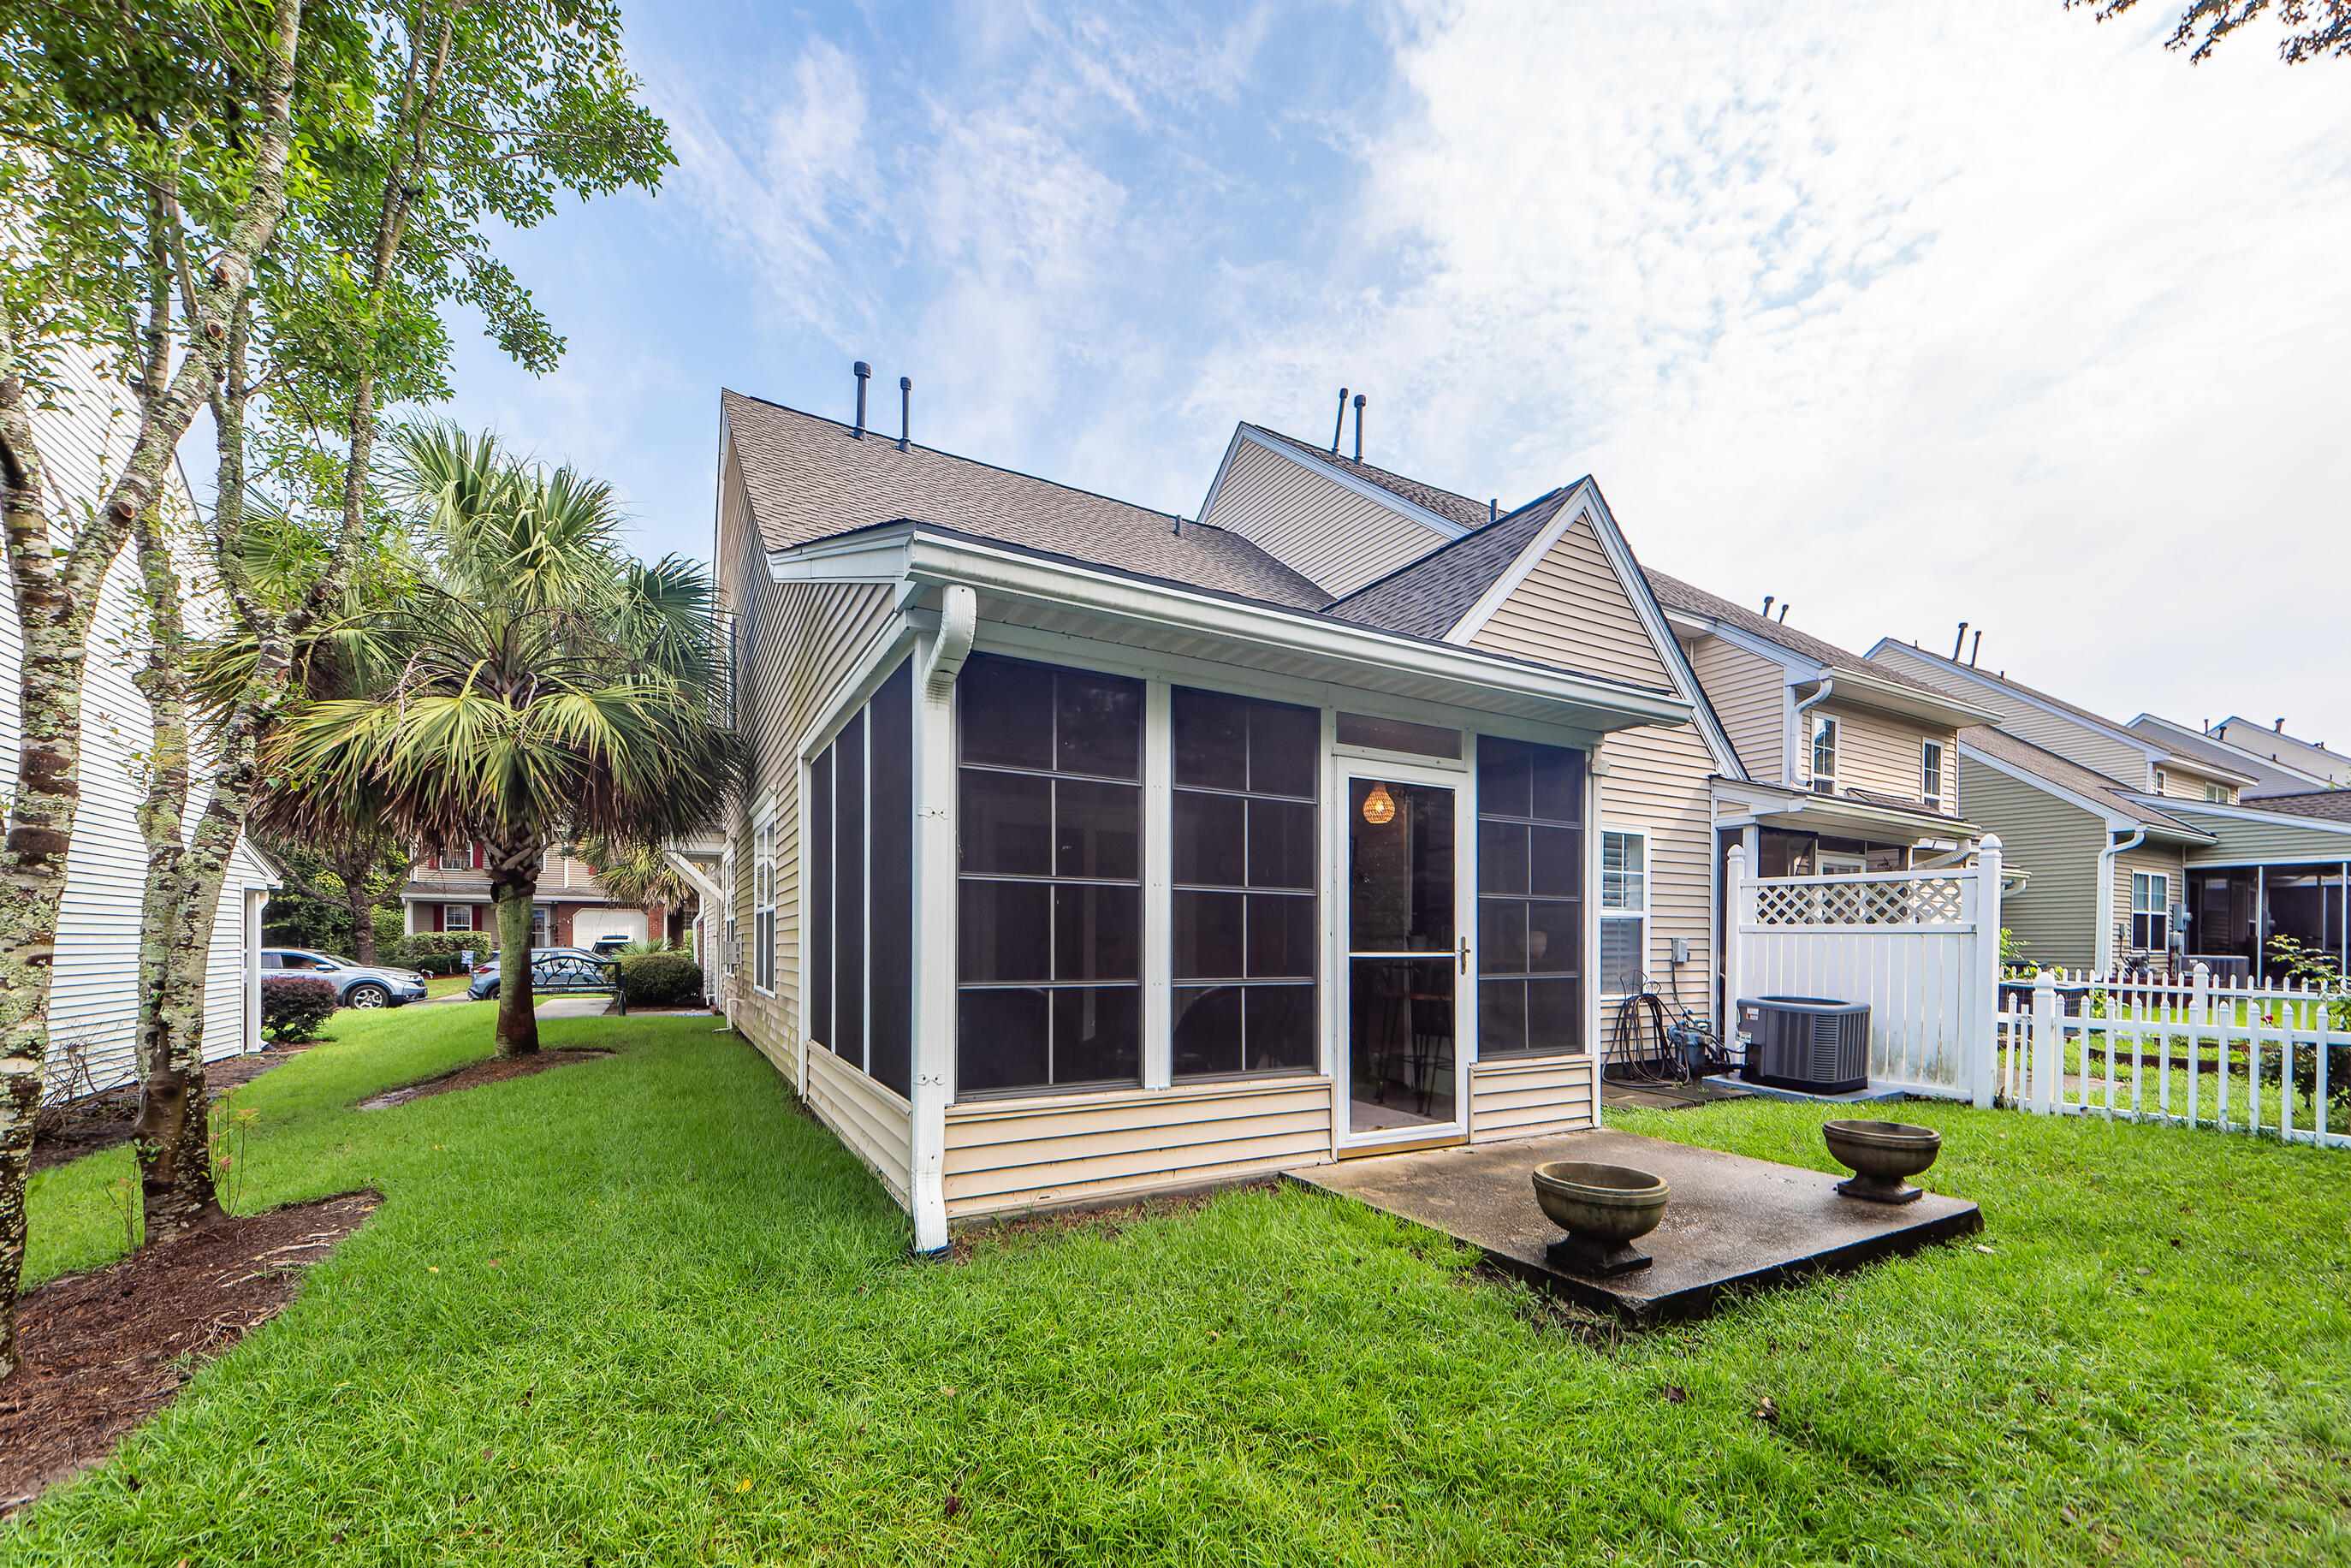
[128,514,223,1240]
[0,0,305,1376]
[490,836,543,1057]
[347,875,379,965]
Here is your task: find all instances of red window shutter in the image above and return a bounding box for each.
[431,904,445,933]
[471,841,484,870]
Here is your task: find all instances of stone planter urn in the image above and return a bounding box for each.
[1822,1119,1942,1204]
[1531,1161,1670,1275]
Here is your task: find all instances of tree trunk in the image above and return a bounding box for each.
[129,514,224,1242]
[490,839,543,1057]
[333,843,382,965]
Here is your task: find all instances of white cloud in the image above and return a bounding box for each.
[1178,0,2351,740]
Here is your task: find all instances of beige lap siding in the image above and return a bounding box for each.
[1196,437,1451,597]
[1689,638,1784,781]
[1468,515,1673,690]
[1817,701,1955,810]
[1870,644,2150,785]
[1469,1055,1595,1142]
[1594,722,1719,1008]
[804,1043,913,1204]
[1957,755,2105,971]
[941,1078,1334,1218]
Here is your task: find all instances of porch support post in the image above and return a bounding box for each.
[1723,843,1748,1064]
[1142,680,1173,1090]
[906,623,962,1257]
[1969,835,2002,1108]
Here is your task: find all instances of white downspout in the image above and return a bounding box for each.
[1791,678,1836,791]
[2095,826,2146,975]
[907,582,974,1257]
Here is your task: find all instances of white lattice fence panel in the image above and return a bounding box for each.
[1751,875,1969,928]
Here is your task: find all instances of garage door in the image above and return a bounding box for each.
[573,908,647,945]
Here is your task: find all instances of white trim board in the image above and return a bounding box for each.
[1197,425,1472,545]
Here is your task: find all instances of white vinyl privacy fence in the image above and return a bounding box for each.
[1999,965,2350,1149]
[1724,840,2004,1103]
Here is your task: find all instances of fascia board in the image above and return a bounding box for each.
[1796,665,2004,729]
[1233,427,1468,541]
[1708,778,1980,840]
[1962,743,2212,844]
[1442,496,1581,650]
[766,527,914,584]
[2146,798,2351,837]
[899,532,1692,732]
[1192,425,1251,529]
[1707,621,1825,678]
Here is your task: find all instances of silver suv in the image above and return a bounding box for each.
[259,948,430,1009]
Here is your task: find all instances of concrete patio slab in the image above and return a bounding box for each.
[532,995,612,1020]
[1287,1127,1980,1325]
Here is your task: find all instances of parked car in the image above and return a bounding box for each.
[259,948,429,1009]
[466,947,611,1001]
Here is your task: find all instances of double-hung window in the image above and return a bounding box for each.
[1600,830,1647,996]
[2204,781,2229,804]
[2131,872,2170,952]
[752,811,776,993]
[1170,687,1319,1078]
[1921,740,1945,813]
[2153,768,2169,795]
[1809,716,1838,795]
[1477,737,1586,1055]
[957,655,1143,1093]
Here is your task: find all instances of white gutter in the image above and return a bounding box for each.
[2093,826,2147,973]
[919,583,976,698]
[861,531,1694,733]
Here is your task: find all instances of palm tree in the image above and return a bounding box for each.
[577,834,698,930]
[254,423,740,1054]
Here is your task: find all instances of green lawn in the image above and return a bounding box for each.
[8,1008,2349,1566]
[423,974,475,1001]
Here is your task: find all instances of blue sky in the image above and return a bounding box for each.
[436,0,2351,745]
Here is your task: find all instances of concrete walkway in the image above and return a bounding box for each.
[532,995,613,1020]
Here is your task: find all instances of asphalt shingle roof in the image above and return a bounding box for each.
[1962,725,2206,837]
[1321,488,1574,639]
[724,391,1329,611]
[2240,790,2351,824]
[1243,424,1497,532]
[1646,573,1954,700]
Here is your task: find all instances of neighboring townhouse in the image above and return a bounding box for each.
[1865,643,2348,977]
[1645,579,1994,877]
[8,345,279,1096]
[2210,717,2350,789]
[399,840,668,948]
[2125,714,2329,801]
[711,388,1697,1248]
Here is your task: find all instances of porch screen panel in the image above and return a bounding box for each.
[958,654,1142,1093]
[805,663,915,1090]
[1476,737,1586,1056]
[1171,687,1319,1078]
[867,663,914,1097]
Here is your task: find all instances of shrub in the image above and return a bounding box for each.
[261,977,340,1043]
[617,950,703,1008]
[395,932,495,973]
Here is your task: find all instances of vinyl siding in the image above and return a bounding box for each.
[941,1077,1333,1217]
[1689,638,1784,783]
[9,346,266,1098]
[717,437,899,1108]
[2112,842,2188,965]
[2170,809,2351,865]
[1596,722,1720,1003]
[1469,1054,1595,1142]
[1816,701,1959,813]
[1468,515,1674,690]
[1871,644,2150,784]
[804,1042,913,1203]
[1198,437,1452,597]
[1959,754,2105,971]
[2151,765,2236,804]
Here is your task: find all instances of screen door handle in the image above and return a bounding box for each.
[1458,935,1469,975]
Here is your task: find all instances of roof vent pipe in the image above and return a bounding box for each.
[1951,621,1968,660]
[1331,388,1349,455]
[1778,603,1791,621]
[1351,393,1366,462]
[2277,717,2287,733]
[1489,498,1498,523]
[852,360,871,439]
[898,376,912,451]
[1761,596,1774,619]
[1969,630,1982,667]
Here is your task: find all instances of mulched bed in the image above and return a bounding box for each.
[31,1049,307,1176]
[355,1048,610,1111]
[0,1191,379,1512]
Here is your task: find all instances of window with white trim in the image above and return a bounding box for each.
[1600,830,1647,995]
[2131,872,2170,952]
[1809,716,1838,795]
[752,810,776,993]
[442,904,474,932]
[2203,781,2229,804]
[1921,740,1945,813]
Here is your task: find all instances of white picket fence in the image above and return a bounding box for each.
[1724,840,2004,1103]
[1998,965,2350,1149]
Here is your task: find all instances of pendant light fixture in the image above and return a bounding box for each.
[1362,782,1397,825]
